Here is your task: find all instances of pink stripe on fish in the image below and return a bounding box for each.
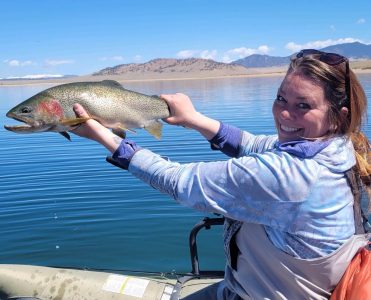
[37,100,64,118]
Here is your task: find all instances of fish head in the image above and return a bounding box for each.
[4,92,66,133]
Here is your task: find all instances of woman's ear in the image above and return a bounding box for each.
[328,107,349,133]
[340,106,349,118]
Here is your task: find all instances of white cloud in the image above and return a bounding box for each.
[357,18,366,24]
[18,74,64,79]
[176,50,198,59]
[3,59,34,67]
[112,56,124,61]
[222,45,271,63]
[1,74,65,80]
[133,55,143,62]
[177,46,272,63]
[200,50,218,60]
[176,49,218,60]
[100,56,124,62]
[45,59,74,66]
[285,38,363,53]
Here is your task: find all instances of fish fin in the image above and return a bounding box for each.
[112,128,126,139]
[59,131,71,141]
[117,125,136,134]
[101,80,122,88]
[112,125,136,139]
[127,128,136,134]
[145,120,163,139]
[60,117,91,126]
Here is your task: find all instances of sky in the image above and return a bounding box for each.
[1,0,370,78]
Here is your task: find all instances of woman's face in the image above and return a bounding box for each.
[272,73,331,143]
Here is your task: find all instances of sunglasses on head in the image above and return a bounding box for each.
[296,49,350,107]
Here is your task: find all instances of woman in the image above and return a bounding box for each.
[72,49,370,299]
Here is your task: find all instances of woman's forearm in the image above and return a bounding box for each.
[185,112,221,141]
[160,93,220,141]
[96,131,123,154]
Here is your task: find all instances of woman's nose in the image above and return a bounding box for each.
[280,109,294,120]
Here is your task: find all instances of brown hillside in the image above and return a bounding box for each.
[93,58,250,76]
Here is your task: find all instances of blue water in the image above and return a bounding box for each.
[1,75,370,273]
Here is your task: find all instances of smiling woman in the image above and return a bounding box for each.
[0,70,370,299]
[67,49,370,299]
[273,73,332,143]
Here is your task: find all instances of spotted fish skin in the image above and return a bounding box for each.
[4,80,170,139]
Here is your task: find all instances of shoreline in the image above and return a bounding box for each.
[0,71,287,87]
[1,65,371,87]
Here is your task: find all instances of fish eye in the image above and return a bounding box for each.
[20,106,32,114]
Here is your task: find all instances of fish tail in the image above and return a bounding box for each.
[145,120,163,139]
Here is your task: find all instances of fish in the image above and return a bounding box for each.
[4,80,170,140]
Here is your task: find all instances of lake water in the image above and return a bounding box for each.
[1,74,370,273]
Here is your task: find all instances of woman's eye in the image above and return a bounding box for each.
[298,103,311,109]
[275,95,286,103]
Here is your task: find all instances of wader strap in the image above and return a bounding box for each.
[223,219,243,270]
[170,275,194,300]
[344,169,367,234]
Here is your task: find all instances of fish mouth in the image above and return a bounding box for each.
[4,112,45,133]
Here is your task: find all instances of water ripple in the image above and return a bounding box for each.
[0,75,370,271]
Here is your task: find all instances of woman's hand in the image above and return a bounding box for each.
[70,103,122,153]
[70,104,107,141]
[160,93,220,141]
[160,93,199,128]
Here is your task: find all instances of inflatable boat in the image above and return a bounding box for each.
[0,217,225,300]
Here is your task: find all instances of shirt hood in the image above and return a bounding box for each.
[277,137,356,173]
[314,137,356,172]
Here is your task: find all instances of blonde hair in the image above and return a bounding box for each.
[288,56,370,213]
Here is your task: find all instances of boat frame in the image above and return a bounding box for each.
[0,216,226,300]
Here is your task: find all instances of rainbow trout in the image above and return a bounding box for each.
[4,80,170,140]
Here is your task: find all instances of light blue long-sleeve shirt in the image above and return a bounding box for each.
[128,132,356,258]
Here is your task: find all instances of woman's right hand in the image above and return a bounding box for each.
[160,93,220,141]
[160,93,199,128]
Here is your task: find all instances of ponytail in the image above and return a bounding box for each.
[350,132,371,214]
[289,56,370,214]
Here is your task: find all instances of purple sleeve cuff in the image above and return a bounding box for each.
[107,139,141,170]
[208,122,242,157]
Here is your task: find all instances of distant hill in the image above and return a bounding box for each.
[0,74,77,81]
[93,58,249,76]
[93,42,371,76]
[320,42,371,59]
[232,54,290,68]
[232,42,371,68]
[2,42,370,85]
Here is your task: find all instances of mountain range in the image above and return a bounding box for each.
[233,42,371,68]
[93,58,249,77]
[93,42,371,76]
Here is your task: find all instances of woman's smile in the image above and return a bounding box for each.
[272,73,331,143]
[280,124,301,133]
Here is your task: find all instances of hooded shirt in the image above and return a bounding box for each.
[127,131,356,258]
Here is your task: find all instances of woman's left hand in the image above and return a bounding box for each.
[70,103,123,153]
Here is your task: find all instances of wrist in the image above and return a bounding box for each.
[109,139,141,170]
[187,113,220,141]
[186,112,207,128]
[208,123,242,157]
[95,130,123,153]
